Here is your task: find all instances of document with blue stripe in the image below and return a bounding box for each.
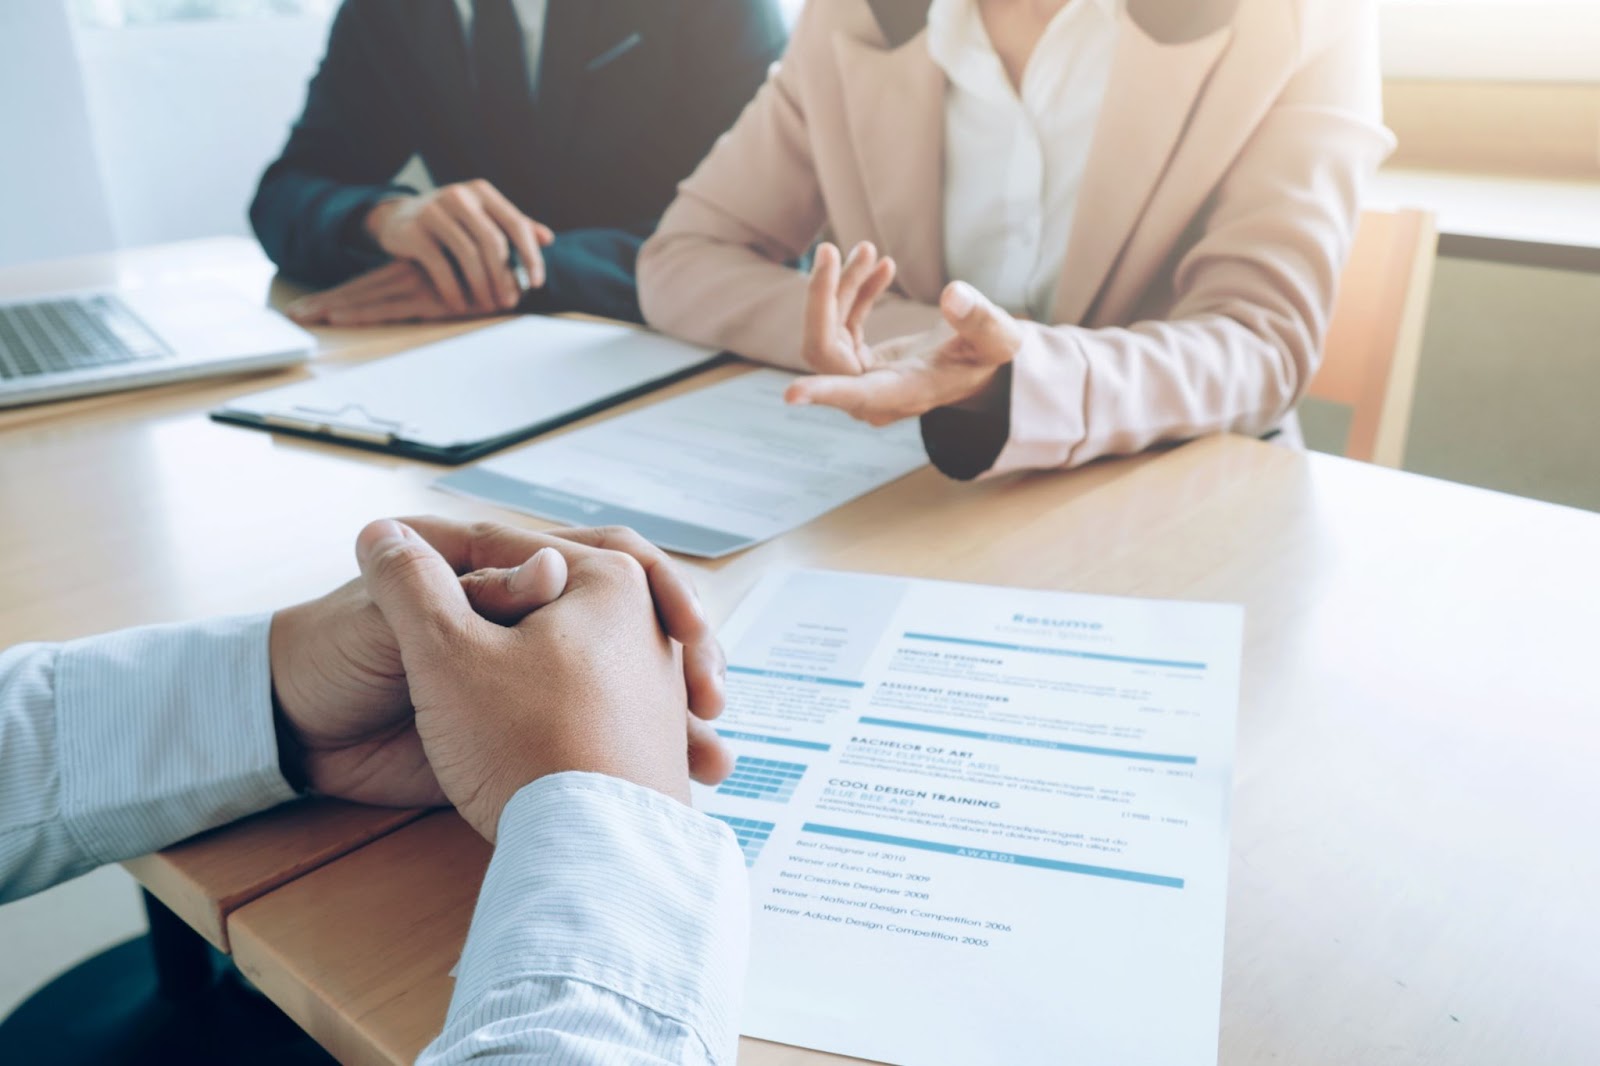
[694,568,1244,1066]
[436,369,928,558]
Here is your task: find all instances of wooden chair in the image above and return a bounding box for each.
[1309,208,1439,466]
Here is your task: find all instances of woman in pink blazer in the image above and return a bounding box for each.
[638,0,1393,478]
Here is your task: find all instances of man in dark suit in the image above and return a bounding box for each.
[252,0,786,326]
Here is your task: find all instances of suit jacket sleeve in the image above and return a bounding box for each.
[518,224,651,324]
[925,5,1395,479]
[638,1,946,361]
[250,0,422,288]
[524,0,789,324]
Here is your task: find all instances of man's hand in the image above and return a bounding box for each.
[268,518,729,811]
[398,517,728,722]
[355,520,722,840]
[286,261,462,327]
[269,542,567,807]
[364,180,554,316]
[787,279,1025,426]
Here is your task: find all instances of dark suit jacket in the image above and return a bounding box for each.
[250,0,786,322]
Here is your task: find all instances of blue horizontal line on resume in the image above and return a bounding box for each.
[801,824,1183,889]
[715,729,831,752]
[727,665,866,688]
[858,716,1198,765]
[903,632,1206,671]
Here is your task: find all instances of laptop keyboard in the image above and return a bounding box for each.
[0,295,172,380]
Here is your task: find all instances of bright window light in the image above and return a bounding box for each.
[70,0,337,28]
[1381,0,1600,81]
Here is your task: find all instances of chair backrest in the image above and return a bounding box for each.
[860,6,1436,470]
[1310,208,1439,467]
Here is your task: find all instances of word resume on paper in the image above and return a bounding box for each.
[437,369,929,558]
[697,569,1244,1066]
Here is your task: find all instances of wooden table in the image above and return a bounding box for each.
[5,239,1599,1064]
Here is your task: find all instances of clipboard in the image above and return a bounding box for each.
[210,317,723,464]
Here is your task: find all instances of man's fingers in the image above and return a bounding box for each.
[491,521,728,716]
[542,525,712,646]
[683,636,728,721]
[478,184,548,290]
[326,261,417,299]
[533,222,556,246]
[441,191,517,309]
[498,213,548,290]
[355,519,479,653]
[287,302,330,325]
[326,292,450,326]
[940,281,1025,366]
[391,518,718,665]
[289,270,388,313]
[314,271,439,326]
[339,267,426,305]
[287,264,416,321]
[394,516,552,575]
[423,208,497,314]
[688,715,735,787]
[411,242,468,315]
[844,256,896,338]
[459,547,569,625]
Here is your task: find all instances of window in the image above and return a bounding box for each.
[1381,0,1600,82]
[70,0,336,28]
[777,0,1599,82]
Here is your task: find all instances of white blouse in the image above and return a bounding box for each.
[926,0,1121,320]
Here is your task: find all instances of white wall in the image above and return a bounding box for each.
[0,2,116,267]
[76,15,331,248]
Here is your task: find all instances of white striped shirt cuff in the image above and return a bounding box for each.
[424,772,750,1065]
[55,613,297,867]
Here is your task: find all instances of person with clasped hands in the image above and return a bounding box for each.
[0,518,748,1065]
[639,0,1394,479]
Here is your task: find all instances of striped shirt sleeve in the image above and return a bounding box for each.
[0,615,297,902]
[419,772,751,1066]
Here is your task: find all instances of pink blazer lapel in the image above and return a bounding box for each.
[1052,3,1236,326]
[832,28,948,304]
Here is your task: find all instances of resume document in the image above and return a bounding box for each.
[696,569,1244,1066]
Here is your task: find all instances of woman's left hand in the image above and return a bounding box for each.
[787,279,1025,425]
[800,241,899,374]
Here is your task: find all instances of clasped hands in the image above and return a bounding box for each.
[784,241,1028,424]
[269,516,729,841]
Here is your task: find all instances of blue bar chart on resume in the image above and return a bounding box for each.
[717,756,808,803]
[710,815,777,867]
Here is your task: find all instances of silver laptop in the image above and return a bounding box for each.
[0,284,313,408]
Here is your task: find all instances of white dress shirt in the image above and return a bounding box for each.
[927,0,1121,320]
[0,619,748,1065]
[454,0,550,95]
